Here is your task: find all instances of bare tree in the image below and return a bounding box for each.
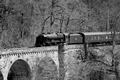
[82,0,120,32]
[65,1,79,32]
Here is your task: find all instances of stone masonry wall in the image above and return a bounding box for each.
[1,44,120,80]
[63,45,120,80]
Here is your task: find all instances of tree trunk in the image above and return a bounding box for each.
[60,17,63,33]
[41,21,45,33]
[107,9,110,31]
[115,67,120,80]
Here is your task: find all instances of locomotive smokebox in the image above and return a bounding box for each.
[35,34,45,47]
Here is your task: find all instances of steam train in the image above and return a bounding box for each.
[35,32,120,47]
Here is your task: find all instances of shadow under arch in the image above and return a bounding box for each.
[88,70,105,80]
[7,59,31,80]
[0,71,3,80]
[35,57,58,80]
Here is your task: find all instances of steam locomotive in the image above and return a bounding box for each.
[35,32,120,47]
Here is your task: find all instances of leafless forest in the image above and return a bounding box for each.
[0,0,120,48]
[1,0,120,80]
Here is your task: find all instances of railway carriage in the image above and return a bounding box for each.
[82,32,120,46]
[83,32,112,45]
[64,33,83,44]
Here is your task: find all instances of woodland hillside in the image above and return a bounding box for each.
[1,0,120,80]
[0,0,120,48]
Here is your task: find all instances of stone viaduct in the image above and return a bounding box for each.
[0,44,83,80]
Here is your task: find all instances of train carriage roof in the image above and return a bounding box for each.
[41,32,120,38]
[82,32,120,35]
[64,33,83,35]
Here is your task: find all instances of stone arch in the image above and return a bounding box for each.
[7,59,31,80]
[35,57,58,80]
[0,71,3,80]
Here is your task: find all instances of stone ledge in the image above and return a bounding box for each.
[0,46,58,55]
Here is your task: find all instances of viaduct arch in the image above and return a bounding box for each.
[34,57,58,80]
[0,71,3,80]
[7,59,31,80]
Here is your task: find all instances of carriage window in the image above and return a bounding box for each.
[108,35,109,39]
[91,37,92,40]
[95,36,96,39]
[91,37,93,40]
[98,36,100,39]
[95,36,97,39]
[106,36,108,39]
[109,35,111,39]
[94,36,96,40]
[94,36,95,40]
[94,36,97,39]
